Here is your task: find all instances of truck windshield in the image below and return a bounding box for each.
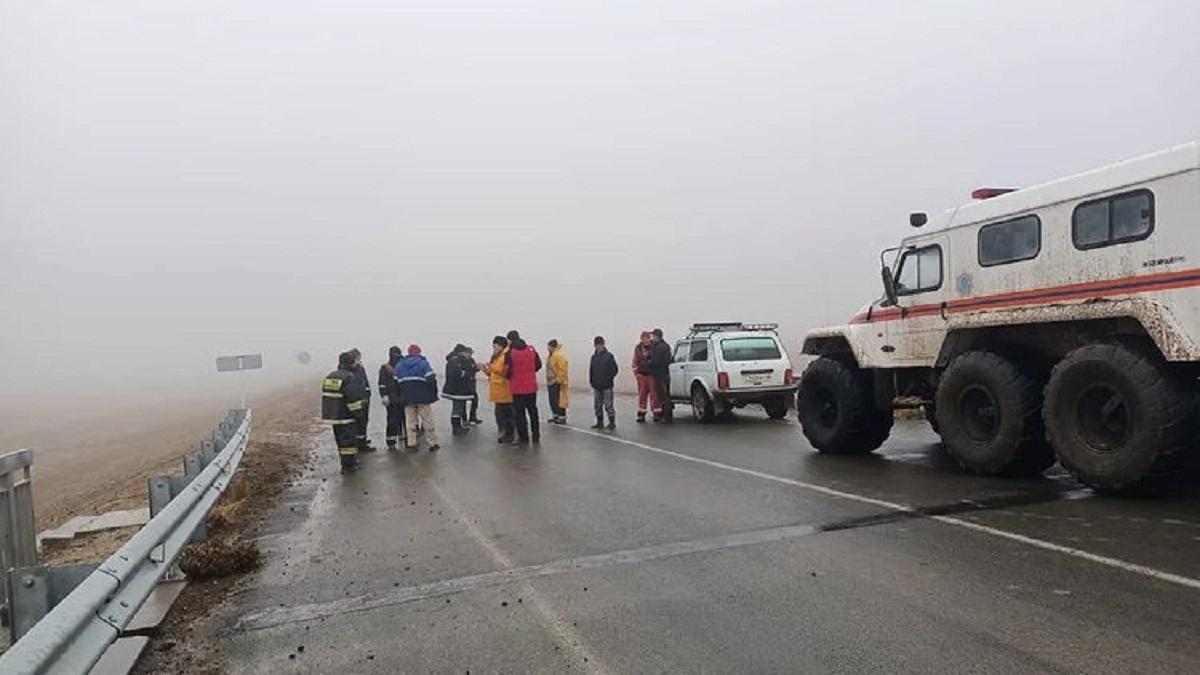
[720,337,781,361]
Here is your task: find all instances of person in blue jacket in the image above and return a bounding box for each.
[394,344,440,451]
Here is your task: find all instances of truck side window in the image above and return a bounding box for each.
[895,245,942,295]
[978,215,1040,266]
[673,343,690,363]
[689,340,709,362]
[1072,189,1154,249]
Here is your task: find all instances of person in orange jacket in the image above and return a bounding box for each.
[479,335,515,442]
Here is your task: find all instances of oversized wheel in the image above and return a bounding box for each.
[691,385,716,423]
[935,351,1054,476]
[923,402,940,434]
[763,395,788,420]
[797,357,892,454]
[1044,343,1198,493]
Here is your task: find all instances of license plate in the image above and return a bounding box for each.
[746,374,767,385]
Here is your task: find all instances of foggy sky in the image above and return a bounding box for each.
[3,1,1200,418]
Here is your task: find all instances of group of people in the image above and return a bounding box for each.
[320,329,677,470]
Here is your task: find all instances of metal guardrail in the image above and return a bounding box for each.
[0,450,37,627]
[0,408,252,675]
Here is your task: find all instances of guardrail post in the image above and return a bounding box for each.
[183,453,202,478]
[148,476,172,518]
[199,439,216,467]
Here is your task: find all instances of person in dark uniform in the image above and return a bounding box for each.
[378,345,406,450]
[349,348,375,452]
[443,343,478,434]
[640,328,674,423]
[322,351,370,471]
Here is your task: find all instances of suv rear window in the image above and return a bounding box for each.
[720,337,781,362]
[1072,189,1154,249]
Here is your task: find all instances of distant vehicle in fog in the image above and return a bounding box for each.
[797,142,1200,493]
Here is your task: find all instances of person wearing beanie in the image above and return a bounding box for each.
[589,336,619,429]
[393,344,441,451]
[479,336,515,442]
[545,339,569,424]
[632,331,661,422]
[504,333,543,443]
[465,346,484,425]
[377,345,406,450]
[443,343,478,434]
[321,351,370,471]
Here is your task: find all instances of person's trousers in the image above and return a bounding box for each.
[593,388,615,422]
[450,398,468,428]
[404,404,439,447]
[494,402,515,439]
[469,393,480,421]
[636,374,661,414]
[653,375,673,421]
[512,393,540,441]
[357,405,370,448]
[385,403,405,447]
[332,423,358,461]
[547,383,565,418]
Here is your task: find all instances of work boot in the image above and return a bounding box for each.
[607,419,616,430]
[498,433,514,443]
[428,444,440,452]
[339,454,359,472]
[470,417,484,425]
[591,419,604,429]
[451,418,466,435]
[636,411,646,423]
[386,441,397,451]
[555,415,567,424]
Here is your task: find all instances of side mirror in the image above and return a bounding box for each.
[880,266,899,307]
[909,212,927,228]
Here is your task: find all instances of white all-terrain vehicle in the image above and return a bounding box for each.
[797,142,1200,492]
[670,323,797,422]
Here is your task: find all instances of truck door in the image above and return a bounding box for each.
[669,341,691,399]
[885,236,951,367]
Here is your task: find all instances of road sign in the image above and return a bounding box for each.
[216,353,263,372]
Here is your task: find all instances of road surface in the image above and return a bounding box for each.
[219,395,1200,674]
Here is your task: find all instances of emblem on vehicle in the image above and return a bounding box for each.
[956,272,973,296]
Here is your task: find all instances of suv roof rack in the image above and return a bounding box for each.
[687,322,779,337]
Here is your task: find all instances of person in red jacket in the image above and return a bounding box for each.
[504,330,543,443]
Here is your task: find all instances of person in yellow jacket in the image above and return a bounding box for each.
[479,335,515,442]
[546,339,570,424]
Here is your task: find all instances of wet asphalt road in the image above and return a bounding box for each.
[221,394,1200,674]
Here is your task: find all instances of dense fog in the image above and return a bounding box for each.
[3,1,1199,424]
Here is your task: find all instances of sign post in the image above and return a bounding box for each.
[216,353,263,407]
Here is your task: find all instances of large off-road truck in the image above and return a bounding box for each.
[796,142,1200,492]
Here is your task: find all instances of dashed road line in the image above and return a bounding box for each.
[559,425,1200,592]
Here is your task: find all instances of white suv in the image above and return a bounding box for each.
[669,323,797,422]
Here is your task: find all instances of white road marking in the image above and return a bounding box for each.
[560,425,1200,592]
[235,521,823,632]
[426,465,610,675]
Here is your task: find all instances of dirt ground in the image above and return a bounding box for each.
[132,382,318,674]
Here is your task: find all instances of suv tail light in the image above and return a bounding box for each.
[717,372,730,390]
[784,368,793,385]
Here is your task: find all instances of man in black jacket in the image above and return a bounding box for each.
[322,351,370,471]
[349,348,376,451]
[378,346,406,450]
[589,336,619,429]
[639,328,674,423]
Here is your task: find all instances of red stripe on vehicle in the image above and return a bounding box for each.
[850,267,1200,324]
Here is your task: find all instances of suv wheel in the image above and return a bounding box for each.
[936,351,1054,477]
[763,395,788,420]
[691,385,716,423]
[797,356,892,454]
[1044,343,1198,493]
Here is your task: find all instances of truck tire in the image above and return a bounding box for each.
[923,402,940,434]
[797,357,892,454]
[763,395,788,420]
[936,351,1054,477]
[1044,343,1198,493]
[691,384,716,423]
